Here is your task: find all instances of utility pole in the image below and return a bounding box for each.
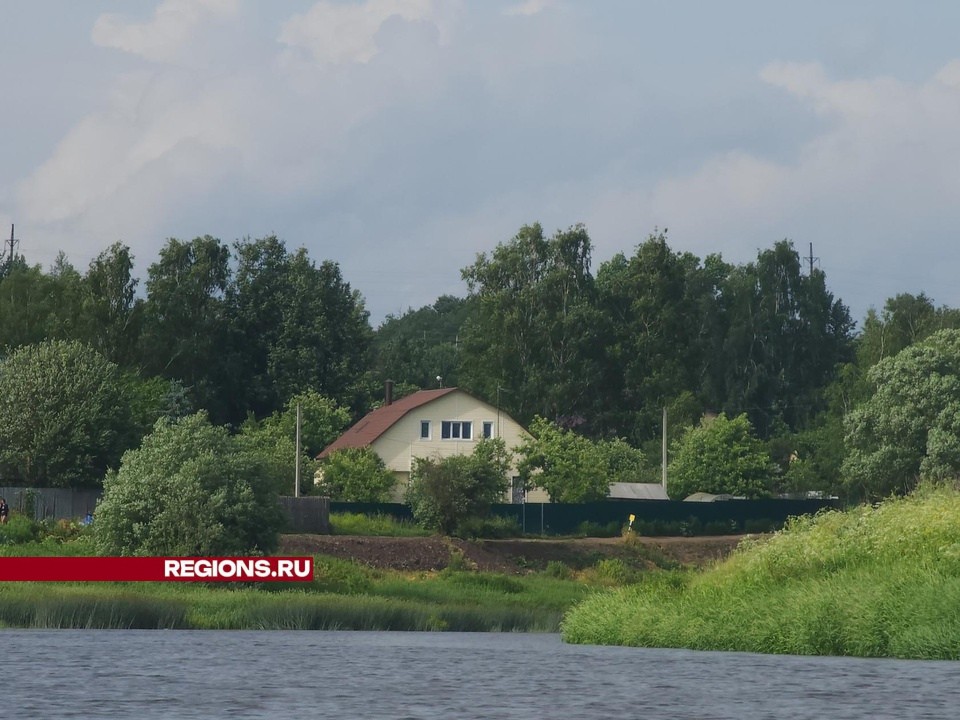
[2,224,20,272]
[806,242,819,276]
[294,403,302,498]
[662,407,668,490]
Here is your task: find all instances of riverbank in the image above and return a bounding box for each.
[0,532,741,631]
[278,533,743,572]
[562,486,960,659]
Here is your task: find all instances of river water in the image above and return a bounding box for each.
[3,630,958,719]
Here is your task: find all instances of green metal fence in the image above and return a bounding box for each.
[329,499,839,536]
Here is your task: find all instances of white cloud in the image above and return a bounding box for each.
[585,60,960,318]
[503,0,555,17]
[277,0,450,66]
[17,70,244,229]
[14,2,960,325]
[92,0,238,63]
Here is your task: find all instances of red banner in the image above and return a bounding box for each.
[0,557,314,582]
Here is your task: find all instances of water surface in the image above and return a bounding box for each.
[4,630,958,719]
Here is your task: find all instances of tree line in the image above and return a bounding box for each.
[1,224,958,503]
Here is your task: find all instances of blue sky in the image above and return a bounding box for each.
[3,0,960,325]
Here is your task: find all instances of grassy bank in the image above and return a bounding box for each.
[0,537,605,631]
[562,485,960,659]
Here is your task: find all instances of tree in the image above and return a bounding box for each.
[708,241,853,437]
[667,413,774,499]
[82,242,142,367]
[595,231,718,443]
[234,428,312,497]
[372,295,471,390]
[123,373,192,440]
[460,223,606,429]
[516,417,648,503]
[843,329,960,500]
[256,389,351,458]
[94,413,283,556]
[318,447,396,501]
[229,236,372,418]
[140,236,233,422]
[236,390,351,494]
[405,439,510,534]
[0,340,131,487]
[0,263,70,350]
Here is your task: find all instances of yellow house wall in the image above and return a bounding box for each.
[372,390,550,503]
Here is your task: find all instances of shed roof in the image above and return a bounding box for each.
[608,482,670,501]
[317,387,459,459]
[683,492,744,502]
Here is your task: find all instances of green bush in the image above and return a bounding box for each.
[94,412,284,556]
[667,413,774,499]
[575,520,622,538]
[442,571,524,594]
[313,556,375,594]
[744,518,778,534]
[633,519,685,536]
[318,448,396,502]
[703,520,741,535]
[0,340,131,487]
[329,512,428,537]
[406,439,510,534]
[454,515,521,539]
[591,558,637,585]
[543,560,573,580]
[0,514,38,545]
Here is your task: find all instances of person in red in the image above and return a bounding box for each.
[0,497,8,524]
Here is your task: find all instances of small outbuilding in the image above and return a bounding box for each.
[607,482,669,501]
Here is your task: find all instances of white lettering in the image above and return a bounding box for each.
[255,559,271,578]
[293,559,312,578]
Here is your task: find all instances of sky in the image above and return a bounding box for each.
[3,0,960,327]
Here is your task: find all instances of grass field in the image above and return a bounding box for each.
[562,485,960,659]
[0,528,602,631]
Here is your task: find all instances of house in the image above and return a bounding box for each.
[318,385,549,503]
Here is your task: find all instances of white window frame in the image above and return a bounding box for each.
[441,420,473,440]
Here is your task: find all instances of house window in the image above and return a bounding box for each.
[441,420,473,440]
[420,421,431,440]
[482,421,494,439]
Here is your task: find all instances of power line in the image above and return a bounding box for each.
[2,224,20,272]
[806,242,819,276]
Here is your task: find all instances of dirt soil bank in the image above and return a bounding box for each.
[279,534,747,574]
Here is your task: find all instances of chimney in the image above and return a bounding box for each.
[385,379,394,406]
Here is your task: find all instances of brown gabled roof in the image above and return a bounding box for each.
[318,387,460,459]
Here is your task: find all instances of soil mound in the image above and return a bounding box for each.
[279,534,746,573]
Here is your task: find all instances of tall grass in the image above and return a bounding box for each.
[562,485,960,659]
[0,514,625,632]
[0,552,597,631]
[329,512,430,537]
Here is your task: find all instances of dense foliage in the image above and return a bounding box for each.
[1,222,957,506]
[95,413,283,556]
[0,340,130,487]
[667,414,774,499]
[406,439,510,534]
[318,448,397,502]
[843,329,960,500]
[517,417,648,502]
